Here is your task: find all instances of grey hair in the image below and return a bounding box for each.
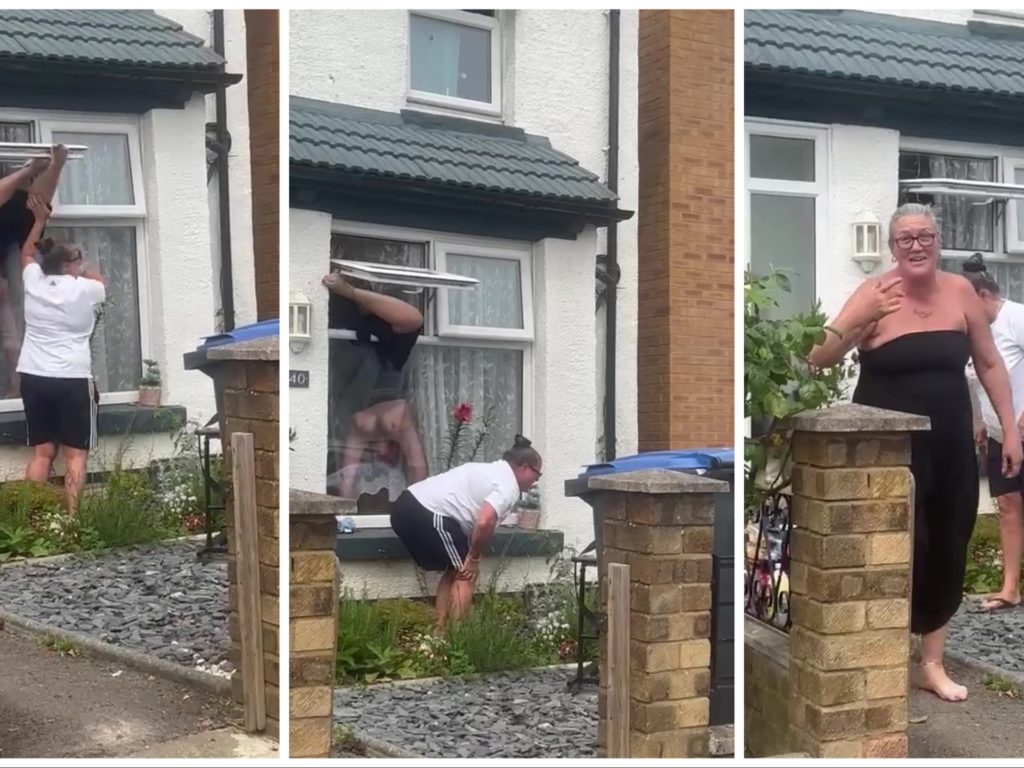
[888,202,939,242]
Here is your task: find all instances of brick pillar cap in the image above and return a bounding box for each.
[793,404,930,434]
[289,488,355,517]
[583,468,728,494]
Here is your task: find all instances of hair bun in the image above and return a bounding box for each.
[513,434,532,448]
[963,253,987,274]
[37,237,54,255]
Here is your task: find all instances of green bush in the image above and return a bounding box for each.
[446,591,546,674]
[0,481,63,531]
[964,514,1024,595]
[75,470,172,549]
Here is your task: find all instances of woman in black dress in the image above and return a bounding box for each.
[809,203,1022,702]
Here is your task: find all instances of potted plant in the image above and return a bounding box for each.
[138,358,161,407]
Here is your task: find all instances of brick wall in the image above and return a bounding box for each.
[289,492,342,758]
[744,619,794,757]
[220,354,281,737]
[245,9,279,321]
[637,10,734,450]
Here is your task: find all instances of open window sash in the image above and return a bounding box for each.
[0,142,87,161]
[330,258,479,290]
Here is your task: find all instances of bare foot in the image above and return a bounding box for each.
[918,662,967,702]
[980,592,1021,611]
[321,272,353,298]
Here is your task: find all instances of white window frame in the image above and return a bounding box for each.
[1004,156,1024,253]
[0,108,150,412]
[40,118,146,219]
[899,136,1024,259]
[745,118,830,303]
[328,220,535,527]
[435,240,534,341]
[407,9,502,118]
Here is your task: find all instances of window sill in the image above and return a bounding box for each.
[337,525,564,562]
[0,403,186,446]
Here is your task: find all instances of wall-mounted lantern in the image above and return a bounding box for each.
[289,288,312,354]
[852,209,883,273]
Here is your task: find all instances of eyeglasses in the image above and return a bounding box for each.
[528,464,542,479]
[893,232,936,249]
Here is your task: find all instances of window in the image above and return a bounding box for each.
[327,223,531,524]
[408,10,501,115]
[0,112,147,411]
[745,121,828,318]
[899,139,1024,304]
[900,150,997,252]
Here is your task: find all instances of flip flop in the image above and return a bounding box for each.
[981,597,1021,612]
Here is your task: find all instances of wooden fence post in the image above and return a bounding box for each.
[608,562,631,758]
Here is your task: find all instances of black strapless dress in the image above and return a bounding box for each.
[852,330,978,635]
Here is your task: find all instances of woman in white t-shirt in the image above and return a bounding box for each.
[390,435,543,632]
[17,195,106,512]
[963,253,1024,611]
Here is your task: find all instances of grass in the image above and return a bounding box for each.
[983,673,1020,699]
[43,635,80,657]
[964,514,1024,596]
[335,575,596,685]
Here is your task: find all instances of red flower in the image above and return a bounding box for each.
[452,402,473,424]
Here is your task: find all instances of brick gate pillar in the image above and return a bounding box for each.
[288,490,341,758]
[788,404,929,758]
[581,468,727,758]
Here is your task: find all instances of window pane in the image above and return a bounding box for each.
[326,341,522,508]
[942,257,1024,306]
[899,151,995,251]
[749,135,815,182]
[46,225,142,392]
[410,14,491,103]
[0,121,33,179]
[446,253,523,328]
[749,193,816,318]
[53,132,134,206]
[328,234,427,330]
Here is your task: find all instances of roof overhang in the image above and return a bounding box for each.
[900,178,1024,203]
[291,163,633,243]
[0,58,242,112]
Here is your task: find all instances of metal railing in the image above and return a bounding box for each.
[743,492,792,632]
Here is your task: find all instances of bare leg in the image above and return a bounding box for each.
[918,624,967,702]
[0,161,44,207]
[27,146,67,205]
[449,573,476,622]
[434,570,455,634]
[322,274,423,333]
[63,446,88,514]
[338,410,376,499]
[982,492,1024,609]
[25,442,56,483]
[377,400,429,485]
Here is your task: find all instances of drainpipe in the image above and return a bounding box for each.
[603,9,620,460]
[213,10,236,332]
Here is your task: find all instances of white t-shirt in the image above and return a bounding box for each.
[17,262,105,379]
[968,299,1024,443]
[408,460,521,535]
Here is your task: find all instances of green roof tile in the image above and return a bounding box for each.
[746,10,1024,98]
[290,97,618,206]
[0,10,225,70]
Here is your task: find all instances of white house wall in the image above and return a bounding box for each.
[288,10,640,554]
[158,8,258,329]
[289,207,334,492]
[821,124,900,318]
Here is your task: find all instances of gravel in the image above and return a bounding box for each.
[0,541,231,674]
[334,669,597,758]
[947,596,1024,673]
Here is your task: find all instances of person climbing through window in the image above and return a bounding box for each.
[389,435,542,632]
[323,271,429,501]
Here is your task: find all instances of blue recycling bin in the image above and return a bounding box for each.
[564,448,735,727]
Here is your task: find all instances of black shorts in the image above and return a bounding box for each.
[20,373,97,450]
[390,490,468,572]
[986,437,1024,498]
